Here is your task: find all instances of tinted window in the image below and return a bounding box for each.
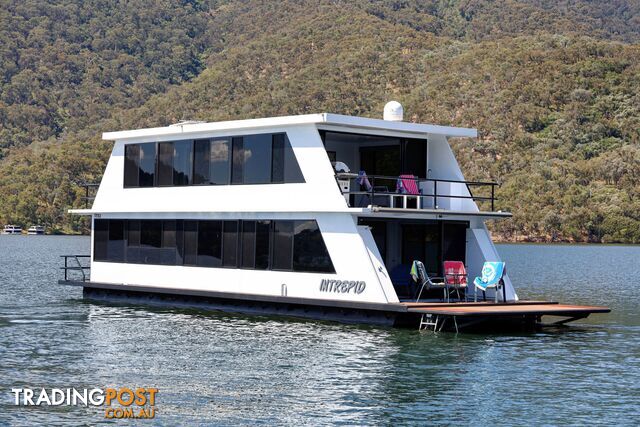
[231,137,244,184]
[125,133,302,188]
[281,134,304,183]
[173,140,192,186]
[93,219,108,261]
[140,220,162,248]
[255,220,271,270]
[222,221,238,267]
[128,220,141,246]
[401,224,440,275]
[271,135,285,183]
[193,139,211,185]
[443,222,467,264]
[243,134,272,184]
[403,139,427,178]
[197,221,222,267]
[241,221,256,268]
[175,220,184,265]
[157,220,178,265]
[138,143,156,187]
[124,145,140,187]
[126,219,142,263]
[157,142,174,186]
[94,219,333,273]
[211,138,230,185]
[107,220,125,262]
[293,220,334,273]
[163,220,177,248]
[272,220,293,270]
[183,221,198,266]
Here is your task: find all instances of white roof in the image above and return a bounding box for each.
[102,113,477,141]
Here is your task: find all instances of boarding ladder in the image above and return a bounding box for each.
[419,313,459,333]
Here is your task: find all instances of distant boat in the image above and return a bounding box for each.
[27,225,45,235]
[2,225,22,234]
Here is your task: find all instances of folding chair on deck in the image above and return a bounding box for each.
[473,261,506,302]
[412,260,446,302]
[396,175,422,209]
[444,261,468,302]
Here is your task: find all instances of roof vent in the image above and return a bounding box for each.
[170,120,206,127]
[383,101,403,121]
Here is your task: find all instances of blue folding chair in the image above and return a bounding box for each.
[473,262,506,302]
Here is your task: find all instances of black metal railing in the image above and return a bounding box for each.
[80,183,99,209]
[335,173,499,211]
[60,255,91,282]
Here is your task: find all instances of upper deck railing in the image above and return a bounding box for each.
[335,173,499,212]
[80,183,99,209]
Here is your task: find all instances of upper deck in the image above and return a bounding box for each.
[74,113,508,220]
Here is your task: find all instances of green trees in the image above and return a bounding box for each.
[0,0,638,241]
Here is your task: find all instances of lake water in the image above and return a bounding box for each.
[0,236,638,425]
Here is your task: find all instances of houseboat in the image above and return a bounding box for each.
[27,225,45,235]
[59,103,609,331]
[3,225,22,234]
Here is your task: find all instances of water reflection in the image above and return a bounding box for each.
[1,236,639,424]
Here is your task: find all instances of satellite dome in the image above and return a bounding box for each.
[383,101,404,121]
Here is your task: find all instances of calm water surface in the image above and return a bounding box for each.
[0,236,638,425]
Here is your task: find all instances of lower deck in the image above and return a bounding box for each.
[59,279,610,332]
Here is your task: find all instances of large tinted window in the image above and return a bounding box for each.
[107,220,125,262]
[241,221,256,268]
[275,134,304,183]
[243,134,272,184]
[157,142,174,186]
[125,133,303,188]
[222,221,238,267]
[401,224,441,275]
[193,139,211,185]
[173,140,192,186]
[184,221,198,266]
[255,220,271,270]
[293,220,334,273]
[443,222,467,265]
[272,220,293,270]
[138,143,156,187]
[211,138,230,185]
[141,220,162,248]
[124,145,140,187]
[93,219,108,260]
[231,137,244,184]
[94,218,333,274]
[198,221,222,267]
[403,139,427,178]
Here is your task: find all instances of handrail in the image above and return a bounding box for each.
[80,183,99,209]
[60,255,91,282]
[335,173,499,212]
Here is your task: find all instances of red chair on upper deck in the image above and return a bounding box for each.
[444,261,468,302]
[396,174,422,209]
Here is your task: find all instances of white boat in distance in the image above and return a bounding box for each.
[60,103,609,330]
[3,225,22,234]
[27,225,45,235]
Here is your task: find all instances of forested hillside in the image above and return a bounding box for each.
[0,0,638,242]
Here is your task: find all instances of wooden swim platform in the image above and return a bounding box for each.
[398,300,611,331]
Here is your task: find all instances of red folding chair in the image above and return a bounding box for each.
[396,174,421,209]
[444,261,468,302]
